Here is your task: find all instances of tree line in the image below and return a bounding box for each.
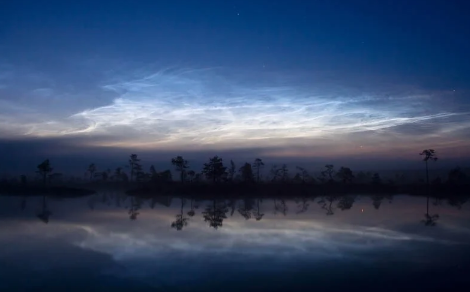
[24,148,469,187]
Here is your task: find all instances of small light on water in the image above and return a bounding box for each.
[361,208,364,213]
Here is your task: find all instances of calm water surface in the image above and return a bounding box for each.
[0,193,469,291]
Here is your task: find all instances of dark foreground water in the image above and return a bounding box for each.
[0,193,469,291]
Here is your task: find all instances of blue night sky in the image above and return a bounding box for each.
[1,0,470,171]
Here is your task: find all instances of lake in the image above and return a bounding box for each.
[0,193,469,291]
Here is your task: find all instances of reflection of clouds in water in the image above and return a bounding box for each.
[70,218,458,262]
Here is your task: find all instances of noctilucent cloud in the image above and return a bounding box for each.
[1,0,470,165]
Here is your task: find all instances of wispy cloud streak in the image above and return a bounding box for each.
[1,66,469,154]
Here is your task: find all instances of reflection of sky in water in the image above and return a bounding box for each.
[0,194,469,291]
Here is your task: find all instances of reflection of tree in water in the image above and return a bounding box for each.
[88,195,97,210]
[295,197,310,214]
[371,195,385,210]
[114,192,127,208]
[171,199,189,230]
[273,199,288,216]
[37,195,52,224]
[128,196,143,220]
[187,198,197,217]
[447,196,468,210]
[88,191,127,210]
[422,196,439,227]
[202,199,228,229]
[318,196,337,215]
[227,199,237,217]
[238,199,255,220]
[337,195,356,211]
[254,199,264,221]
[150,196,172,209]
[20,196,27,211]
[371,194,393,210]
[433,197,443,206]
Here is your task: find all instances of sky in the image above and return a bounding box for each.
[1,0,470,173]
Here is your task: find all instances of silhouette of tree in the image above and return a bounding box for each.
[113,167,126,182]
[227,160,236,182]
[171,156,189,183]
[321,164,335,182]
[20,175,27,185]
[239,162,254,183]
[270,164,289,182]
[273,199,288,215]
[253,158,265,183]
[100,168,111,181]
[372,173,382,185]
[295,167,314,183]
[48,172,63,185]
[448,167,467,184]
[202,156,227,183]
[238,199,255,219]
[279,164,289,182]
[420,149,438,185]
[93,171,108,182]
[337,195,356,211]
[86,163,97,181]
[193,172,203,183]
[171,199,189,230]
[187,170,196,183]
[336,167,354,184]
[269,165,281,182]
[37,159,53,186]
[202,199,228,229]
[394,172,407,185]
[37,195,51,223]
[128,154,142,182]
[160,170,173,182]
[149,165,158,181]
[356,171,373,184]
[422,196,439,226]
